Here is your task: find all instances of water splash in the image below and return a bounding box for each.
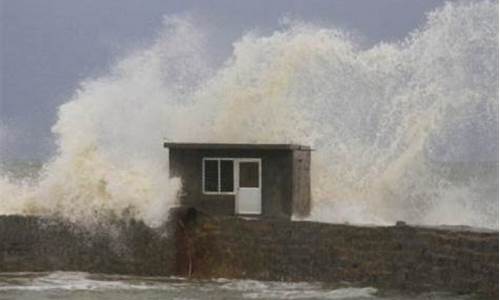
[0,2,498,228]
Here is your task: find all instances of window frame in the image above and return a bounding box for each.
[202,157,262,195]
[202,158,236,195]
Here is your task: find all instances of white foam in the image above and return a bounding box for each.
[217,279,377,299]
[0,272,184,291]
[0,272,378,299]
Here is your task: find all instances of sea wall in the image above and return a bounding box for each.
[178,213,499,298]
[0,215,176,275]
[0,212,498,297]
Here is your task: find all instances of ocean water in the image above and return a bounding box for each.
[0,272,475,300]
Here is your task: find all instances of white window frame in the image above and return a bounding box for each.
[202,157,262,195]
[202,158,236,195]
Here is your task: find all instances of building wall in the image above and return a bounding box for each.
[169,148,295,218]
[292,149,311,217]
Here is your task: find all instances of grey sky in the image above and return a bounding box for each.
[1,0,459,160]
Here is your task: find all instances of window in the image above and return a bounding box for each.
[204,160,219,192]
[220,160,234,192]
[239,162,259,188]
[203,159,234,194]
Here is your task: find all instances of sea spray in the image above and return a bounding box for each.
[0,1,498,228]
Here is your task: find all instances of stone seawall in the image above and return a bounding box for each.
[0,213,498,298]
[0,215,176,275]
[179,214,499,298]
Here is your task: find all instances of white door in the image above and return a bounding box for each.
[236,159,261,215]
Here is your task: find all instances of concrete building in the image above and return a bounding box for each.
[164,143,311,219]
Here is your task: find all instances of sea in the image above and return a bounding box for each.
[0,272,476,300]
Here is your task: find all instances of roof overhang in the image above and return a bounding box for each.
[163,142,311,151]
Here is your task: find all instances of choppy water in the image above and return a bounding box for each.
[0,272,475,300]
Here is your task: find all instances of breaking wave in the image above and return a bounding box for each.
[0,1,498,228]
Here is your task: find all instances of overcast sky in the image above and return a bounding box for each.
[1,0,458,161]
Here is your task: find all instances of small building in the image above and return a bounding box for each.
[164,142,311,219]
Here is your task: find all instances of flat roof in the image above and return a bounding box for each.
[164,142,311,151]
